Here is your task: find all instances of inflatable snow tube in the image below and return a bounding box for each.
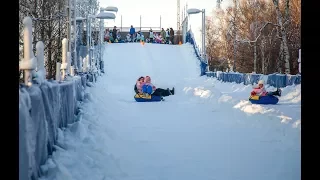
[249,95,279,105]
[134,93,162,102]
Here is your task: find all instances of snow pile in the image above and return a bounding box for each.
[189,78,301,127]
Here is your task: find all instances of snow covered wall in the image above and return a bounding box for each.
[206,71,301,88]
[19,74,92,180]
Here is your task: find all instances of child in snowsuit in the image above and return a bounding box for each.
[155,34,162,43]
[136,32,141,42]
[165,28,170,44]
[149,29,154,43]
[126,34,131,42]
[142,76,174,98]
[116,30,121,42]
[251,80,281,96]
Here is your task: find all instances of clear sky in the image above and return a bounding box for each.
[98,0,232,46]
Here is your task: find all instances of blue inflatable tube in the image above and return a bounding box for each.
[249,95,279,105]
[134,94,162,102]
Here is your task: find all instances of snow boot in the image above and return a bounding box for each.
[276,88,282,97]
[170,87,175,95]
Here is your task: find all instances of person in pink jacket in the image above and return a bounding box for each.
[251,80,281,97]
[134,76,145,94]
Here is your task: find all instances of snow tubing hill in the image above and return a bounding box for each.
[249,95,279,105]
[134,94,162,102]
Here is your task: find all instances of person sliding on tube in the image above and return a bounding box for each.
[134,76,174,99]
[142,76,174,98]
[251,80,281,97]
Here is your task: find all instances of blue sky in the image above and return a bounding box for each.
[98,0,232,46]
[98,0,232,29]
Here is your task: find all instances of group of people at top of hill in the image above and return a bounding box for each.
[128,26,175,44]
[104,25,175,44]
[251,80,281,97]
[134,76,175,99]
[104,26,121,43]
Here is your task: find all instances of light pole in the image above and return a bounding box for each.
[75,17,86,72]
[85,15,96,73]
[76,15,98,73]
[96,6,117,73]
[187,8,209,71]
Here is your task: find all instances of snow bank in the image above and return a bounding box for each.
[19,73,97,179]
[197,78,301,129]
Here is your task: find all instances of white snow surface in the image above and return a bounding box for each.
[40,43,301,180]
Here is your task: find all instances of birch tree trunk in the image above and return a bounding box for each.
[278,40,283,73]
[273,0,291,73]
[253,42,257,73]
[261,38,265,74]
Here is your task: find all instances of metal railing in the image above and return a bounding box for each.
[104,26,163,32]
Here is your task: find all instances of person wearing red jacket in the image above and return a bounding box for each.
[251,80,281,96]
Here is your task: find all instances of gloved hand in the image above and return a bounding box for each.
[251,91,256,96]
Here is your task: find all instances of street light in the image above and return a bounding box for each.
[83,15,98,73]
[95,6,118,73]
[187,8,209,71]
[101,6,118,13]
[74,16,86,72]
[95,12,116,19]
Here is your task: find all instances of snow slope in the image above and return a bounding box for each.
[39,43,300,180]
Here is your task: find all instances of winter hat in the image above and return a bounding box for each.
[145,76,151,83]
[258,80,264,85]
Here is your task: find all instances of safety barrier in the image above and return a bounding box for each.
[19,72,98,179]
[185,30,207,76]
[19,16,100,180]
[206,71,301,88]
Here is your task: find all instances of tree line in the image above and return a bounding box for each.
[205,0,300,74]
[19,0,100,79]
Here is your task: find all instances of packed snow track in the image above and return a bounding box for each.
[40,43,301,180]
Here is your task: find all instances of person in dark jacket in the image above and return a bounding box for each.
[165,28,170,44]
[169,28,174,44]
[149,29,154,43]
[160,28,166,43]
[130,25,136,42]
[104,28,110,42]
[112,26,117,42]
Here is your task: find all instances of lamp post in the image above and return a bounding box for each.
[187,8,209,71]
[85,15,96,72]
[95,6,117,73]
[75,17,86,72]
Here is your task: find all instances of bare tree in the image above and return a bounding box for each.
[205,0,300,74]
[272,0,290,73]
[19,0,100,79]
